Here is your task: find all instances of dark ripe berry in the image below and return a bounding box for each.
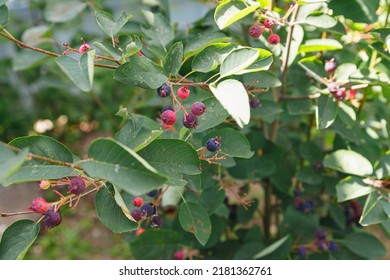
[324,58,337,73]
[328,241,338,253]
[177,86,190,100]
[28,197,49,214]
[268,34,280,45]
[147,190,159,198]
[293,197,304,209]
[68,177,86,195]
[131,209,142,221]
[43,206,61,228]
[174,251,184,260]
[161,110,176,125]
[313,161,324,170]
[300,199,315,213]
[151,215,163,228]
[297,246,307,258]
[293,188,302,197]
[263,18,275,29]
[133,197,143,208]
[316,239,328,251]
[250,98,261,108]
[333,89,345,100]
[249,23,264,38]
[183,113,198,129]
[191,101,206,116]
[206,137,221,152]
[136,228,145,236]
[162,105,174,113]
[157,84,171,97]
[140,204,154,217]
[316,230,327,240]
[328,82,340,94]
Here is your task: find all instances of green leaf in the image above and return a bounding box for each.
[374,154,390,179]
[344,232,386,259]
[184,32,231,58]
[0,146,28,182]
[93,41,122,61]
[335,63,358,85]
[316,94,338,129]
[298,56,327,84]
[253,235,291,259]
[335,176,373,202]
[192,43,235,73]
[13,50,48,71]
[192,97,229,133]
[299,142,324,163]
[79,138,167,196]
[214,0,260,30]
[199,186,226,215]
[44,0,86,23]
[179,202,211,246]
[220,47,260,78]
[138,139,201,180]
[299,39,342,53]
[95,185,138,233]
[95,10,131,37]
[124,35,142,57]
[209,79,250,128]
[252,100,283,123]
[164,41,183,77]
[141,13,173,49]
[130,229,181,260]
[0,220,40,260]
[324,149,373,176]
[286,99,314,115]
[55,50,95,92]
[2,136,74,186]
[329,0,379,23]
[0,4,9,28]
[243,71,282,88]
[296,167,323,185]
[203,128,254,158]
[305,12,337,29]
[360,192,389,226]
[329,204,346,230]
[234,49,273,75]
[114,56,168,89]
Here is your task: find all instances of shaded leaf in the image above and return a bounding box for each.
[253,235,291,259]
[360,191,389,226]
[96,10,131,37]
[164,41,183,77]
[0,146,28,183]
[374,154,390,179]
[329,0,379,23]
[0,4,9,28]
[44,0,86,23]
[344,232,386,259]
[316,94,338,129]
[335,176,373,202]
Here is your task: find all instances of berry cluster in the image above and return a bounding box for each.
[157,84,206,130]
[296,230,339,259]
[343,200,362,225]
[248,17,280,45]
[292,189,315,214]
[324,58,346,100]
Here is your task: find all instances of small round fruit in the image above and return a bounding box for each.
[329,241,338,253]
[250,98,261,108]
[191,101,206,116]
[249,23,264,38]
[316,239,328,251]
[177,86,190,100]
[162,105,174,113]
[43,206,61,228]
[297,246,307,258]
[316,230,327,240]
[161,110,176,125]
[183,113,198,129]
[131,209,142,221]
[147,190,159,198]
[268,34,280,45]
[333,89,345,100]
[135,228,145,236]
[328,82,339,94]
[151,215,163,228]
[68,177,86,195]
[28,197,50,214]
[174,251,184,260]
[79,38,91,54]
[39,180,51,190]
[133,197,143,208]
[140,204,154,217]
[157,84,171,97]
[346,89,357,99]
[206,137,221,152]
[263,18,276,29]
[324,58,337,73]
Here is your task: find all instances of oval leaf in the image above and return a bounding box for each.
[220,47,259,77]
[210,79,250,128]
[253,235,290,259]
[214,0,260,30]
[44,0,86,23]
[305,12,337,29]
[0,220,40,260]
[0,146,28,183]
[184,32,231,58]
[95,10,130,37]
[192,43,235,73]
[360,192,389,226]
[164,41,183,77]
[0,4,9,28]
[179,202,211,246]
[374,154,390,179]
[299,39,342,53]
[344,232,386,259]
[324,149,374,176]
[335,176,373,202]
[316,94,338,129]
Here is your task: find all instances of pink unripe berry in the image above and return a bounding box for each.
[268,34,280,45]
[39,180,51,190]
[161,110,176,125]
[174,251,184,260]
[249,23,264,38]
[333,89,345,100]
[79,38,91,54]
[28,197,50,214]
[263,18,275,29]
[346,89,357,99]
[177,86,190,100]
[133,197,143,207]
[191,101,206,116]
[324,58,337,73]
[136,228,145,236]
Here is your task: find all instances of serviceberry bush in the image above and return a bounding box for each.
[0,0,389,260]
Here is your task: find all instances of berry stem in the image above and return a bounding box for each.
[0,210,35,217]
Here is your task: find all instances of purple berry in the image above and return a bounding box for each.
[140,204,154,217]
[162,105,174,113]
[297,246,307,258]
[313,161,324,170]
[43,206,61,228]
[157,84,171,97]
[250,98,261,108]
[183,113,198,129]
[333,89,345,100]
[324,58,337,73]
[293,197,304,209]
[329,241,338,253]
[328,82,339,94]
[206,137,221,152]
[151,215,162,228]
[316,230,327,240]
[147,190,159,197]
[316,239,328,251]
[68,177,86,195]
[249,23,264,38]
[191,102,206,116]
[131,209,142,221]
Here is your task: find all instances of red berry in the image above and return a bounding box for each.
[43,206,61,228]
[249,23,264,38]
[268,34,280,45]
[333,89,345,100]
[174,251,184,260]
[131,209,142,221]
[346,89,357,99]
[136,228,145,236]
[68,177,86,195]
[177,86,190,100]
[264,18,275,29]
[133,197,143,207]
[328,82,340,94]
[191,101,206,116]
[324,58,337,73]
[28,197,50,214]
[161,110,176,125]
[79,38,91,54]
